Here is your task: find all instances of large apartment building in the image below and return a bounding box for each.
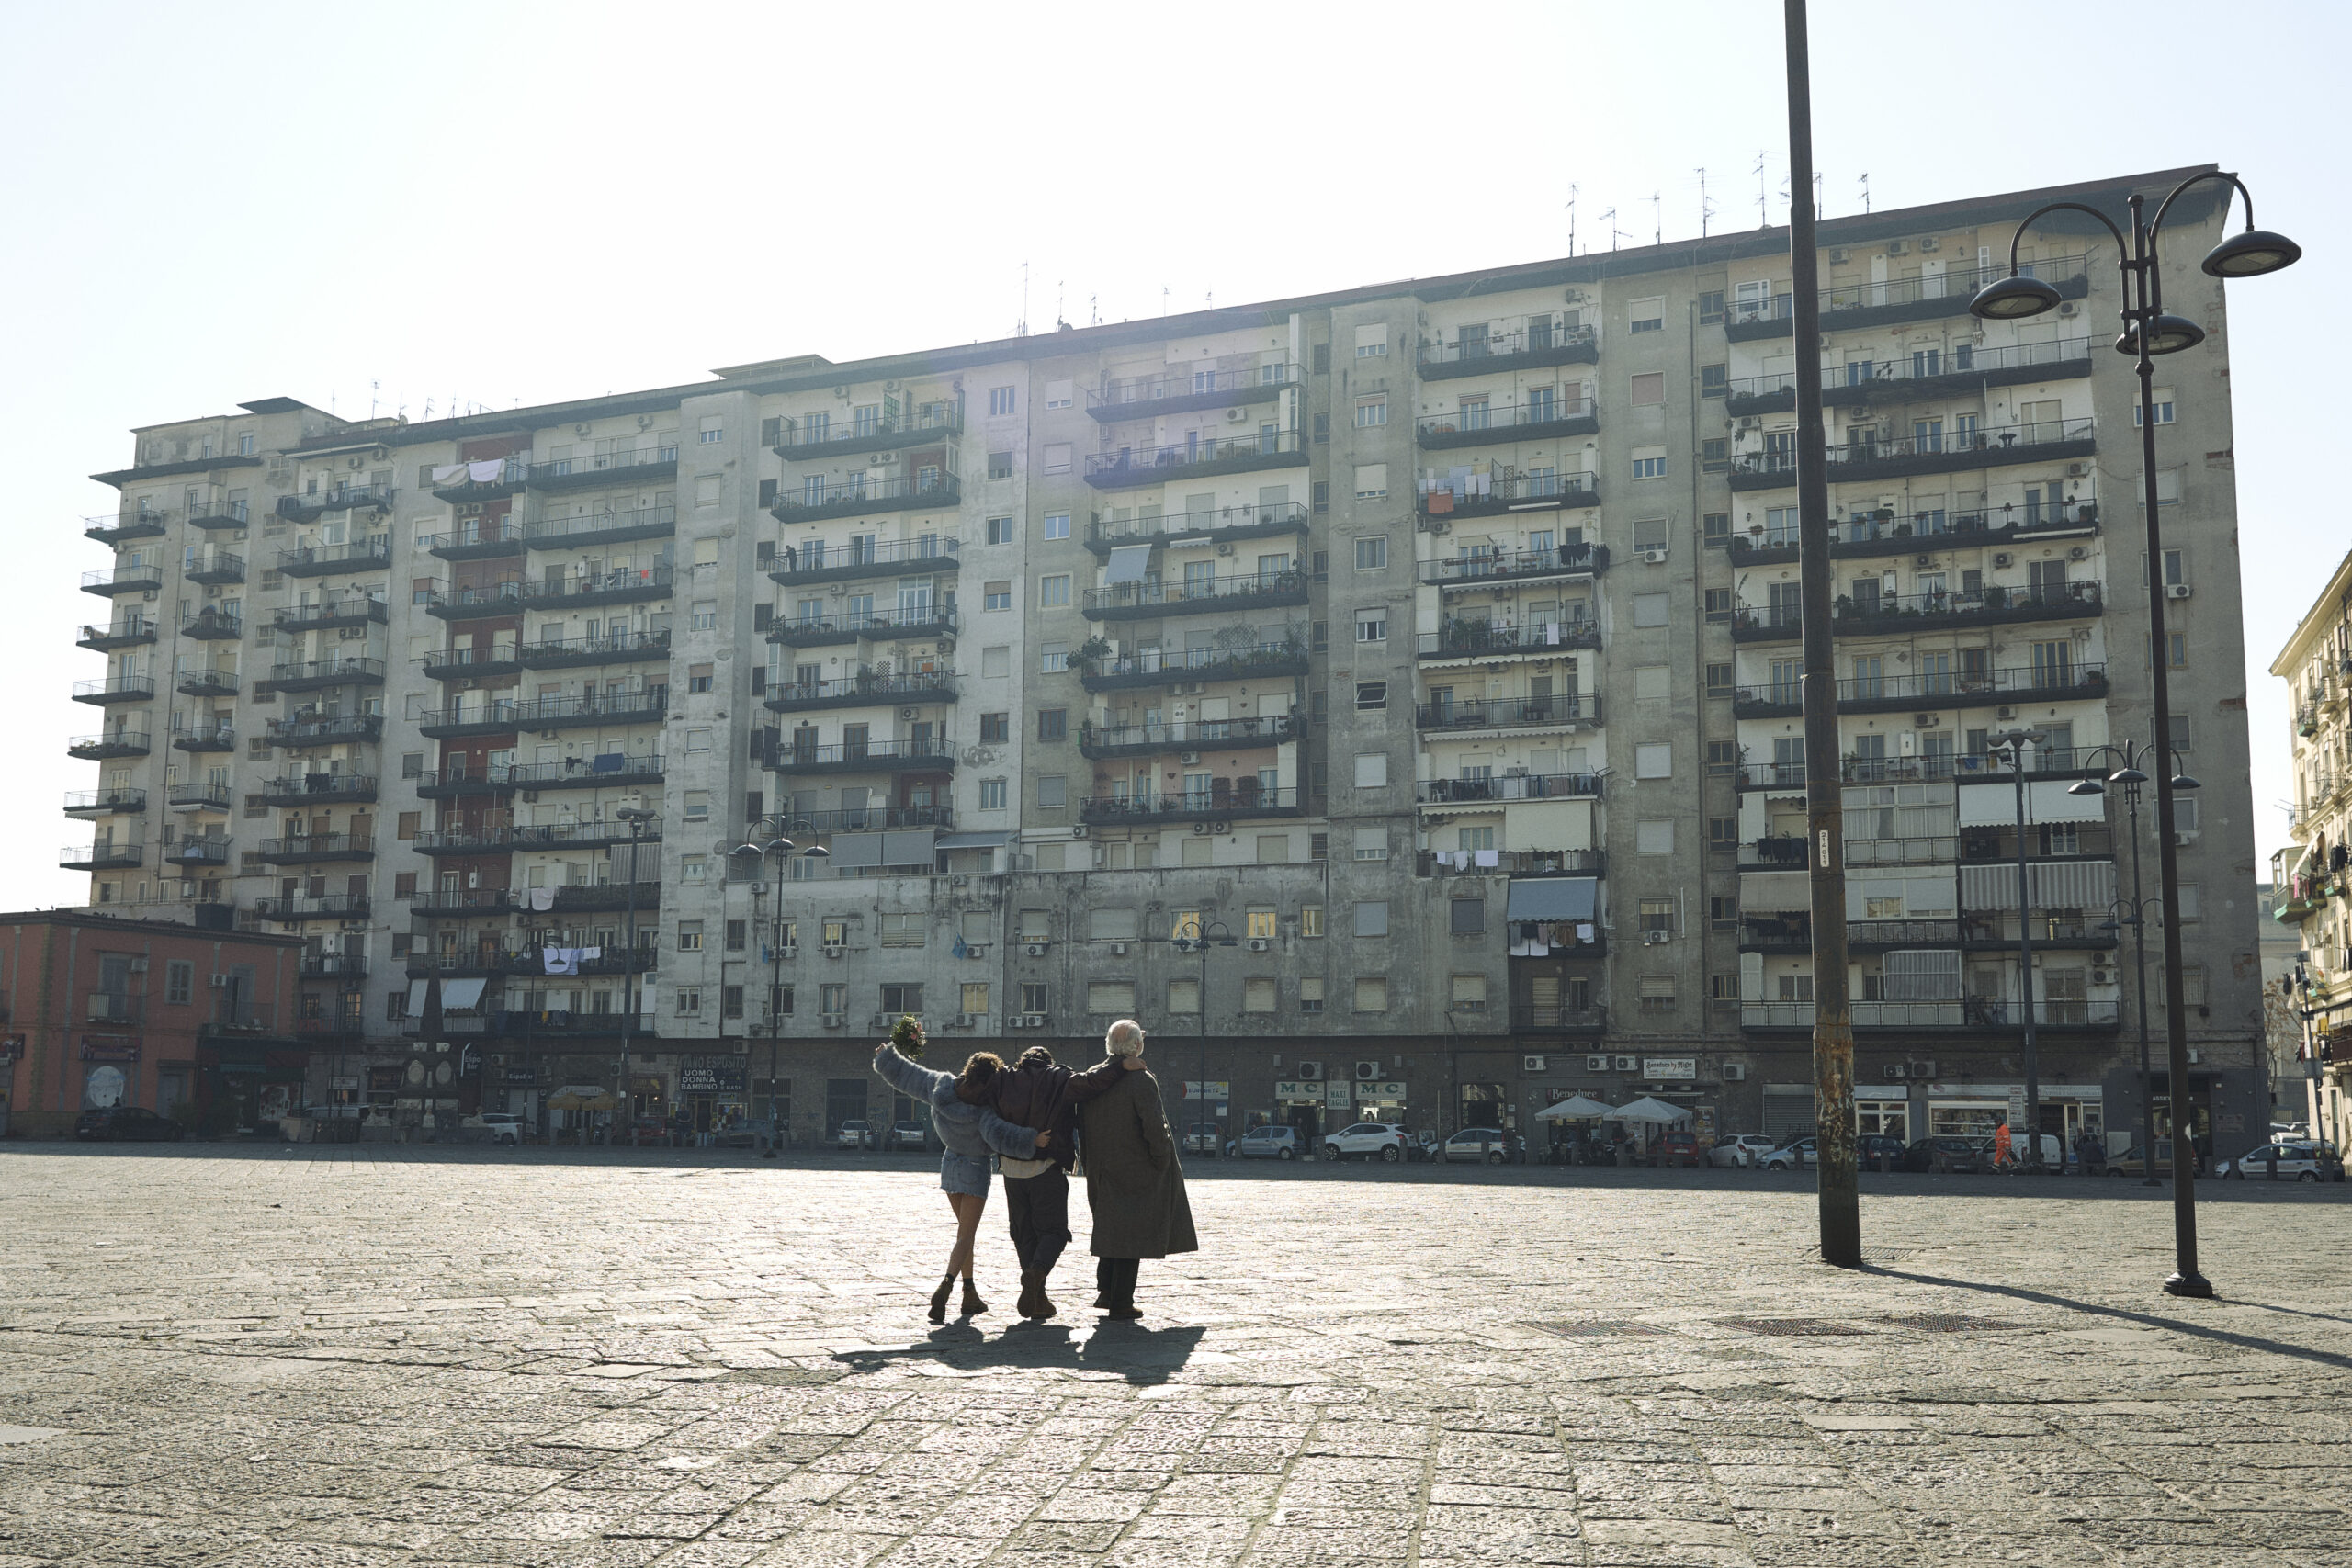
[2268,551,2352,1146]
[52,163,2268,1155]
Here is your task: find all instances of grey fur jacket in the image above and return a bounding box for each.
[871,1045,1037,1162]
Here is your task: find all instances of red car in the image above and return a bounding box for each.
[1657,1130,1703,1168]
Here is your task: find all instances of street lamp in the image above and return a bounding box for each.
[1973,170,2299,1297]
[1171,919,1238,1156]
[1988,727,2046,1168]
[735,825,830,1156]
[2072,744,2201,1188]
[615,805,657,1148]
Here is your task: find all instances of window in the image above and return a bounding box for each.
[978,778,1007,810]
[1354,607,1387,644]
[1239,976,1277,1013]
[1631,446,1668,480]
[397,812,420,841]
[1353,753,1388,788]
[1036,775,1067,808]
[1635,664,1670,701]
[1352,828,1388,863]
[724,919,747,952]
[1702,438,1730,472]
[2136,467,2182,506]
[1313,412,1330,445]
[1705,739,1736,775]
[687,728,712,752]
[1044,378,1073,410]
[1632,592,1669,627]
[880,983,923,1015]
[988,386,1015,417]
[1450,898,1486,935]
[1300,976,1326,1015]
[1698,290,1726,323]
[1088,981,1135,1014]
[1354,463,1388,500]
[401,752,424,779]
[1042,443,1072,475]
[1703,587,1733,622]
[687,664,714,694]
[1635,742,1672,779]
[677,921,704,951]
[958,982,990,1017]
[1702,512,1730,546]
[985,515,1013,545]
[1036,708,1067,741]
[1637,819,1675,854]
[820,982,847,1014]
[1700,363,1728,397]
[1354,323,1388,358]
[1309,833,1329,862]
[1301,904,1325,938]
[1038,574,1071,608]
[692,601,718,631]
[1356,682,1387,711]
[1256,834,1291,863]
[979,712,1010,743]
[1709,895,1738,931]
[2135,388,2176,426]
[1043,511,1070,540]
[1630,372,1667,406]
[698,417,724,445]
[1353,535,1388,571]
[1629,297,1665,333]
[1355,400,1387,428]
[1354,977,1388,1012]
[1040,640,1069,673]
[1705,662,1734,697]
[1312,479,1330,514]
[984,581,1012,612]
[684,790,710,821]
[878,913,923,948]
[165,960,194,1005]
[1708,816,1738,852]
[1167,977,1202,1015]
[1638,974,1676,1012]
[984,452,1013,481]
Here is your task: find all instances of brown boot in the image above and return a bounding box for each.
[1028,1271,1057,1321]
[928,1271,955,1325]
[960,1276,987,1317]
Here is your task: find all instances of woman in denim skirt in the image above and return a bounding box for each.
[872,1032,1034,1322]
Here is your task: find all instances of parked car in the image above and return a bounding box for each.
[1434,1127,1515,1165]
[834,1119,875,1150]
[1760,1135,1816,1171]
[1322,1122,1411,1163]
[2217,1141,2344,1181]
[1182,1123,1222,1156]
[73,1106,184,1143]
[1656,1130,1703,1168]
[1857,1134,1908,1168]
[888,1122,927,1151]
[476,1111,526,1146]
[1902,1136,1993,1173]
[2108,1139,2199,1178]
[1232,1124,1301,1160]
[1709,1134,1777,1168]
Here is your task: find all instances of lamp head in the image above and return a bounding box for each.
[800,843,831,859]
[2114,314,2207,356]
[2109,767,2148,786]
[2170,773,2201,792]
[2201,228,2301,278]
[1969,273,2063,321]
[2067,778,2105,796]
[2098,918,2124,932]
[616,806,655,823]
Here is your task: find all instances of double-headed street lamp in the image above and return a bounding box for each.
[1972,171,2299,1296]
[1987,727,2047,1168]
[735,826,831,1157]
[615,805,658,1148]
[1171,919,1238,1153]
[2071,744,2200,1190]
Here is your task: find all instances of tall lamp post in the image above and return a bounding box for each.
[1171,919,1237,1156]
[735,825,830,1156]
[616,805,657,1148]
[1970,170,2300,1296]
[1989,727,2046,1168]
[2070,742,2199,1187]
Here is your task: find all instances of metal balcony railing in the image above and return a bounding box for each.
[1085,501,1311,549]
[1419,544,1609,586]
[1078,642,1307,688]
[520,504,677,547]
[505,756,665,787]
[1418,618,1600,658]
[73,674,156,703]
[1416,396,1597,440]
[1742,998,2119,1029]
[278,483,394,515]
[420,520,525,555]
[1736,580,2104,636]
[251,894,371,921]
[771,536,960,578]
[517,629,670,665]
[772,474,961,515]
[1415,694,1600,730]
[519,446,678,483]
[1736,663,2109,710]
[1081,570,1306,615]
[518,564,673,604]
[166,783,234,810]
[769,605,961,641]
[774,408,963,451]
[1417,470,1600,514]
[273,595,385,629]
[763,672,956,708]
[1081,431,1306,482]
[277,539,390,573]
[767,806,954,835]
[1091,363,1297,411]
[1416,773,1602,804]
[1080,716,1294,754]
[1731,497,2102,558]
[268,657,386,687]
[259,834,376,860]
[1418,323,1598,369]
[1078,785,1302,823]
[1726,336,2097,404]
[82,563,164,593]
[64,788,147,815]
[1732,419,2097,480]
[767,737,957,769]
[265,714,383,746]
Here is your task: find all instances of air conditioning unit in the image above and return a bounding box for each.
[1354,1060,1381,1080]
[2067,546,2087,562]
[821,1011,845,1029]
[1224,408,1247,423]
[2175,829,2199,846]
[1884,1064,1909,1080]
[2186,1048,2203,1065]
[2058,300,2077,317]
[2091,968,2115,986]
[1023,1013,1046,1029]
[1191,821,1210,836]
[1248,937,1272,953]
[1586,1054,1610,1071]
[1884,240,1907,256]
[1641,548,1668,564]
[1829,247,1851,265]
[1919,236,1940,253]
[1611,1055,1636,1072]
[777,946,798,961]
[2165,583,2193,600]
[955,1013,977,1029]
[1909,1060,1936,1078]
[1216,542,1234,556]
[962,944,987,959]
[1523,1055,1548,1072]
[1721,1063,1748,1081]
[821,944,845,959]
[208,973,231,987]
[1644,931,1670,945]
[1993,552,2013,568]
[1996,705,2018,720]
[1296,1060,1325,1081]
[948,874,968,886]
[1070,824,1088,839]
[1023,942,1049,957]
[1106,942,1128,956]
[1180,750,1202,765]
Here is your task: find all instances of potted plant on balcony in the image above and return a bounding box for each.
[1070,635,1113,677]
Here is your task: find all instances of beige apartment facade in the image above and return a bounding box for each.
[2268,551,2352,1148]
[49,164,2269,1156]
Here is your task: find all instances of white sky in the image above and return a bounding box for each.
[3,0,2342,908]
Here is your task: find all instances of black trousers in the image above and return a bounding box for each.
[1005,1167,1070,1276]
[1095,1255,1140,1308]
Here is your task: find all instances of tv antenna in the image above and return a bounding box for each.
[1564,183,1577,256]
[1859,173,1871,213]
[1017,261,1030,337]
[369,379,380,418]
[1697,167,1715,237]
[1755,150,1770,227]
[1651,192,1662,246]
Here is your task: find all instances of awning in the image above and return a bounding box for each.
[1506,876,1598,921]
[1536,1094,1618,1121]
[829,832,883,869]
[1958,779,2108,826]
[1960,860,2117,911]
[1609,1096,1694,1125]
[1740,870,1812,913]
[936,830,1013,851]
[1104,545,1153,584]
[442,976,487,1010]
[881,829,938,867]
[406,978,427,1016]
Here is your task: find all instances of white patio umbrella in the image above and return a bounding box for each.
[1608,1096,1694,1125]
[1536,1094,1619,1121]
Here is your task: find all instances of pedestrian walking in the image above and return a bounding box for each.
[870,1030,1034,1324]
[979,1044,1146,1321]
[1073,1020,1197,1321]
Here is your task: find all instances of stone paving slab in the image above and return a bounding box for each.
[3,1145,2352,1565]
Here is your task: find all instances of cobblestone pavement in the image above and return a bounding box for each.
[6,1146,2352,1567]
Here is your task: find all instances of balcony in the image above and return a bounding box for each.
[768,535,960,588]
[1733,581,2104,643]
[1724,336,2098,417]
[409,887,519,918]
[517,564,673,610]
[511,820,670,852]
[764,671,956,714]
[430,468,526,505]
[259,834,376,864]
[1082,431,1307,491]
[68,730,149,761]
[1083,501,1310,557]
[1421,848,1604,877]
[770,806,954,836]
[178,607,243,641]
[267,656,386,694]
[769,473,961,524]
[1085,364,1297,423]
[261,773,378,807]
[251,893,370,923]
[169,721,236,753]
[1079,642,1308,693]
[184,551,244,586]
[1961,918,2121,952]
[1741,916,1965,953]
[512,631,675,674]
[81,562,164,597]
[1080,714,1295,761]
[164,838,232,867]
[84,992,145,1025]
[1736,750,2104,791]
[1078,784,1304,827]
[1419,544,1609,592]
[64,787,146,818]
[174,668,239,699]
[1416,397,1600,450]
[774,408,965,457]
[768,605,960,649]
[421,582,524,621]
[766,736,956,773]
[1727,499,2101,567]
[1417,470,1600,521]
[1729,419,2098,491]
[1735,663,2109,718]
[1418,324,1599,380]
[1741,998,2120,1032]
[73,673,156,705]
[545,882,662,915]
[519,446,679,492]
[277,484,394,521]
[274,596,385,635]
[300,954,370,981]
[62,840,143,871]
[1742,833,1955,870]
[78,618,157,651]
[277,538,391,577]
[187,497,251,531]
[1509,1004,1608,1032]
[1080,569,1307,621]
[521,503,677,552]
[414,763,516,800]
[166,782,234,812]
[419,689,667,737]
[422,646,524,682]
[1418,617,1600,662]
[84,508,169,546]
[422,520,526,560]
[1724,256,2091,342]
[1415,694,1601,734]
[266,714,384,749]
[1415,773,1603,807]
[505,755,664,792]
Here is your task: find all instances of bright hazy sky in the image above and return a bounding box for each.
[4,0,2343,908]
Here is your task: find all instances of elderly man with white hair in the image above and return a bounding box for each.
[1072,1018,1198,1319]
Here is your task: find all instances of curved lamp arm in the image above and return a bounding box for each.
[2149,169,2255,245]
[2005,199,2132,275]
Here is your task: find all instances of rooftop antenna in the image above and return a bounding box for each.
[1090,292,1100,327]
[1859,173,1871,213]
[1755,149,1770,228]
[1565,183,1577,256]
[1652,192,1663,245]
[1017,261,1030,337]
[422,398,435,421]
[1204,290,1213,310]
[1814,172,1824,220]
[369,380,379,418]
[1697,167,1715,237]
[1161,286,1170,317]
[1056,278,1066,329]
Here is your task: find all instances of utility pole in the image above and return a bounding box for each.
[1783,0,1859,1267]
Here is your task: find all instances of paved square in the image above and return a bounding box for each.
[5,1146,2352,1567]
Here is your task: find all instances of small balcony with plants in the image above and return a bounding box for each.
[1417,322,1599,380]
[1415,394,1600,450]
[68,728,150,761]
[1417,614,1600,664]
[1085,364,1296,423]
[1074,638,1308,693]
[1079,713,1295,762]
[277,483,394,522]
[1417,468,1599,521]
[1081,430,1306,491]
[1419,543,1609,592]
[64,786,146,818]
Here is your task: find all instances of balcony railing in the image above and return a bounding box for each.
[268,657,387,691]
[277,483,394,518]
[1088,364,1296,420]
[1415,694,1600,731]
[78,618,157,650]
[1740,917,1964,951]
[186,496,250,529]
[421,582,523,618]
[1735,663,2109,716]
[258,833,376,863]
[1725,256,2090,337]
[1724,336,2098,412]
[274,596,386,633]
[408,887,519,917]
[1080,570,1306,617]
[1083,431,1307,488]
[1729,419,2097,488]
[1734,581,2104,640]
[774,408,964,455]
[1084,501,1311,553]
[277,538,391,576]
[265,714,384,747]
[73,674,156,705]
[768,605,961,645]
[164,839,232,866]
[300,954,370,979]
[166,782,234,811]
[517,563,673,607]
[769,536,961,583]
[169,721,237,752]
[515,629,670,669]
[505,756,665,789]
[1078,784,1303,824]
[85,508,170,544]
[68,730,150,760]
[1729,499,2101,563]
[62,840,143,871]
[1416,773,1602,805]
[1421,848,1604,877]
[520,504,677,550]
[84,992,145,1024]
[508,821,669,852]
[1742,998,2120,1030]
[767,736,957,771]
[1510,1004,1608,1032]
[1080,715,1294,759]
[178,607,243,639]
[251,894,371,922]
[64,788,147,816]
[1415,397,1599,448]
[421,520,526,558]
[421,690,668,733]
[764,672,956,712]
[1077,642,1308,692]
[1419,544,1609,588]
[1417,470,1600,518]
[1417,324,1600,376]
[261,773,378,807]
[174,668,238,699]
[768,473,962,522]
[184,551,244,585]
[519,446,679,489]
[81,563,164,595]
[768,806,954,835]
[1418,618,1600,659]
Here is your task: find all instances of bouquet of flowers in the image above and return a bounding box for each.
[889,1014,925,1059]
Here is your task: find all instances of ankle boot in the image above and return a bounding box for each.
[1031,1273,1057,1321]
[928,1271,955,1325]
[1015,1270,1042,1319]
[960,1276,988,1317]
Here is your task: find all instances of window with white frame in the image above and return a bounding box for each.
[1044,512,1070,540]
[1353,535,1387,570]
[1354,606,1387,643]
[1353,753,1388,788]
[1629,297,1666,333]
[1355,400,1387,428]
[1354,463,1388,500]
[1634,742,1672,778]
[1636,819,1676,854]
[1632,446,1668,479]
[1352,827,1387,862]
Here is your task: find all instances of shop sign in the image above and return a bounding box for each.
[1354,1080,1408,1100]
[1324,1081,1352,1111]
[1182,1080,1229,1100]
[2007,1088,2028,1128]
[500,1068,538,1087]
[1643,1058,1697,1081]
[1273,1080,1321,1104]
[680,1056,747,1095]
[82,1038,141,1063]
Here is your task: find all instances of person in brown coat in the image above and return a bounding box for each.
[1072,1019,1198,1320]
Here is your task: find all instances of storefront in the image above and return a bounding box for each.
[1856,1097,1910,1141]
[1270,1078,1330,1145]
[678,1056,744,1135]
[1923,1082,2104,1146]
[1354,1078,1407,1125]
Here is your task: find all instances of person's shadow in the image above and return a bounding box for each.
[832,1320,1207,1386]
